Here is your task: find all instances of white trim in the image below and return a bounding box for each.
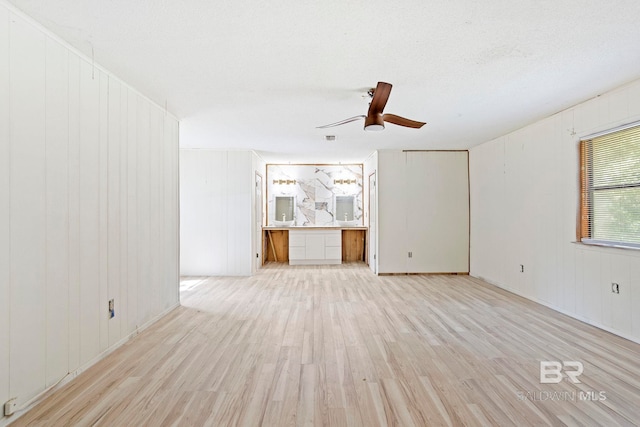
[580,239,640,251]
[580,119,640,141]
[470,273,640,345]
[4,303,180,424]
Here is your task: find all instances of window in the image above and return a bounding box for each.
[579,123,640,248]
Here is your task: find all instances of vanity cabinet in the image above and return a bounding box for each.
[289,230,342,265]
[377,150,469,274]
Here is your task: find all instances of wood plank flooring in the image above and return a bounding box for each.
[11,263,640,426]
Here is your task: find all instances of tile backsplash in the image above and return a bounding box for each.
[267,164,363,226]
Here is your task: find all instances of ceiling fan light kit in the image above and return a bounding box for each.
[364,114,385,131]
[317,81,426,131]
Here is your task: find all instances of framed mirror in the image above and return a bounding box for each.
[275,196,295,223]
[335,196,354,221]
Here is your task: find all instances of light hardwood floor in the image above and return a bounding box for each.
[11,263,640,426]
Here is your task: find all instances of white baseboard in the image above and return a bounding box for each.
[2,303,180,427]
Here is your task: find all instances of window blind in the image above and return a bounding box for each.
[580,123,640,247]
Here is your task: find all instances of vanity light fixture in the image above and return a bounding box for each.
[272,179,297,185]
[334,179,357,185]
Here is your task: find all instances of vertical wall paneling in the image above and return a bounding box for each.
[118,86,129,336]
[173,122,180,297]
[180,150,256,276]
[67,53,81,371]
[503,134,526,295]
[0,5,180,417]
[212,152,228,273]
[469,139,506,284]
[610,255,631,336]
[136,96,151,325]
[600,253,613,327]
[377,150,469,274]
[44,37,70,386]
[98,71,109,353]
[163,117,178,306]
[78,58,101,366]
[126,92,138,334]
[559,109,577,314]
[148,106,162,317]
[469,77,640,344]
[0,5,10,407]
[631,259,640,339]
[406,152,469,273]
[9,14,47,400]
[574,248,585,316]
[179,151,225,275]
[377,150,407,273]
[107,77,121,347]
[227,151,252,275]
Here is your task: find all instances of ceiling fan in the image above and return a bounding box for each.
[317,81,426,131]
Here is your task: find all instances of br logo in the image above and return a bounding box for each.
[540,361,583,384]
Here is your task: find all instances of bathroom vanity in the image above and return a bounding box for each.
[288,229,342,265]
[263,226,367,265]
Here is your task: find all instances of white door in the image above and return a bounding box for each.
[369,172,377,274]
[406,151,469,273]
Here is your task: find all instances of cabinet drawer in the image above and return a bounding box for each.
[288,233,306,247]
[325,233,341,247]
[289,246,306,260]
[305,235,325,259]
[325,246,342,260]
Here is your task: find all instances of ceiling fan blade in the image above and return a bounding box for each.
[367,82,392,116]
[316,115,366,128]
[382,113,426,129]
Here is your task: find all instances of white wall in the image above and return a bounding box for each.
[470,78,640,344]
[0,4,180,424]
[180,150,263,276]
[377,150,469,274]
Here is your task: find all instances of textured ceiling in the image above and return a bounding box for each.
[7,0,640,162]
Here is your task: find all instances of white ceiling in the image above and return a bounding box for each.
[8,0,640,162]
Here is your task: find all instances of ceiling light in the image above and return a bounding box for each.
[364,114,385,131]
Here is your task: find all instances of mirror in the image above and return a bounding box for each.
[275,196,295,222]
[335,196,354,221]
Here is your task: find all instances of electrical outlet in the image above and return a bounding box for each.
[4,398,17,416]
[108,299,115,318]
[611,283,620,294]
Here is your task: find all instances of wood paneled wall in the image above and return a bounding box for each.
[470,78,640,344]
[179,150,261,276]
[0,5,180,423]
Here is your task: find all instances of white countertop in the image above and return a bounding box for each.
[263,225,368,231]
